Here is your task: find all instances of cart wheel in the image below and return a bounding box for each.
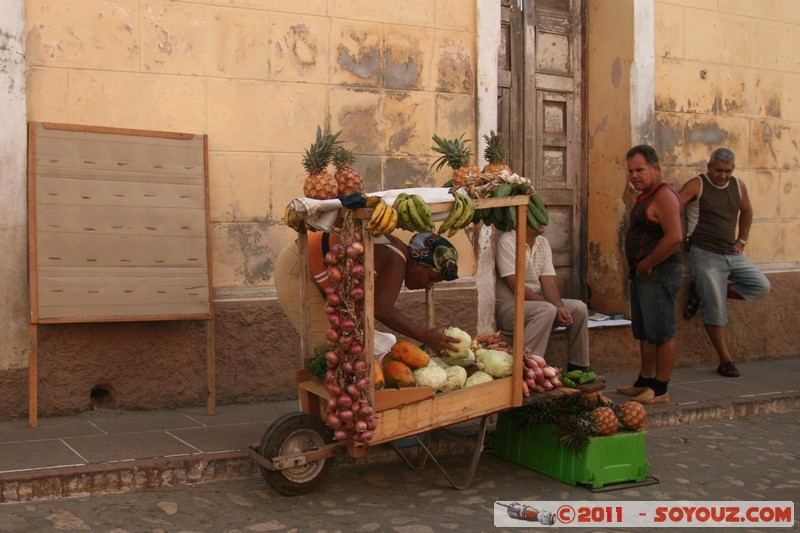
[258,412,334,496]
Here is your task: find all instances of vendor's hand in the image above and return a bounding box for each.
[555,306,573,327]
[426,329,460,357]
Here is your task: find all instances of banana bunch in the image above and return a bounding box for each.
[475,183,517,231]
[437,192,475,237]
[393,193,434,232]
[365,200,398,236]
[284,203,310,232]
[526,193,549,231]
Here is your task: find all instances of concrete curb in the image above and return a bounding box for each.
[2,393,799,504]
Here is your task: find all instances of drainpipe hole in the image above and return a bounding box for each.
[90,386,114,410]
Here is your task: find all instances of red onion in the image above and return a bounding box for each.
[346,383,360,398]
[327,313,341,327]
[337,393,353,408]
[360,405,374,417]
[331,243,346,259]
[349,263,365,279]
[355,420,368,432]
[349,286,364,300]
[325,382,342,396]
[340,318,356,332]
[333,429,349,441]
[347,241,364,258]
[338,334,353,347]
[325,351,339,367]
[341,360,354,375]
[353,359,368,374]
[327,265,343,282]
[348,342,364,356]
[326,292,341,306]
[324,251,338,265]
[356,376,370,391]
[338,409,354,423]
[325,328,340,343]
[365,417,377,431]
[326,396,338,411]
[327,414,341,427]
[360,431,373,442]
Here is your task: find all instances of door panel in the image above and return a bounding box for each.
[498,0,584,298]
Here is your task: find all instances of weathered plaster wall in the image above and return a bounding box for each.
[585,0,635,313]
[653,0,800,270]
[1,0,483,418]
[0,1,29,375]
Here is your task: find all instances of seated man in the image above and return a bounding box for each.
[495,221,590,372]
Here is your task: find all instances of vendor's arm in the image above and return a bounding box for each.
[635,187,683,277]
[372,246,459,355]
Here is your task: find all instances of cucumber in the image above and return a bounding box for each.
[563,369,584,380]
[577,371,597,384]
[561,376,577,388]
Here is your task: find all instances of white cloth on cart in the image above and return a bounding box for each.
[290,187,458,232]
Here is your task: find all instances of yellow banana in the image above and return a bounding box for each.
[378,206,398,235]
[375,203,393,234]
[365,195,381,208]
[367,201,387,231]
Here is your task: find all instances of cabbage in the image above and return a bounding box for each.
[413,364,448,390]
[475,348,514,378]
[442,327,472,358]
[441,365,467,393]
[429,356,450,369]
[442,348,475,368]
[464,370,494,387]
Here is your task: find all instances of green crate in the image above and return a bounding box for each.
[491,412,649,489]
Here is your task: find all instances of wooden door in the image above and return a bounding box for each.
[498,0,584,298]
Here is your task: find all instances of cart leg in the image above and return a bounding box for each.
[390,431,433,470]
[391,415,490,490]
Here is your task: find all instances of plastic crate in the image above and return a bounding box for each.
[491,412,649,489]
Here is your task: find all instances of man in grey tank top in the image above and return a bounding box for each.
[678,148,771,378]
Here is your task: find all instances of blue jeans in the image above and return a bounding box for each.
[688,246,771,326]
[630,262,683,344]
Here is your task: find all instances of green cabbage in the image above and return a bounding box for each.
[413,364,448,390]
[475,348,513,378]
[442,348,475,368]
[441,365,468,393]
[429,356,450,368]
[464,370,494,387]
[442,327,472,358]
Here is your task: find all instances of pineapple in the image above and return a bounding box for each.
[302,126,340,200]
[618,401,647,430]
[590,406,619,436]
[482,130,512,173]
[333,147,364,197]
[431,134,481,187]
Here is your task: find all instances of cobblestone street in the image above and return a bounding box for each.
[1,411,797,532]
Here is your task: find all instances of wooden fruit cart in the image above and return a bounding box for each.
[249,193,531,495]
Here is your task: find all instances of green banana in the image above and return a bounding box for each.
[406,195,429,232]
[530,194,549,226]
[439,194,464,235]
[393,192,410,210]
[410,194,434,231]
[396,198,414,231]
[526,203,541,231]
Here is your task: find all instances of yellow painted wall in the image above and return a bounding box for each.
[25,0,478,292]
[585,0,635,313]
[587,0,800,313]
[654,0,800,268]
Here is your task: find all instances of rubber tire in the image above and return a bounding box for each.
[258,412,334,496]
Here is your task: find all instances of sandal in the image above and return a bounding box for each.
[717,361,740,378]
[683,282,700,320]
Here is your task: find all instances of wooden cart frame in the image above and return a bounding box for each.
[250,194,531,495]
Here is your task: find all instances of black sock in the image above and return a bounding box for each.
[633,374,655,388]
[651,379,668,396]
[567,363,587,372]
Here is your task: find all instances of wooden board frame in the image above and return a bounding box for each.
[27,122,216,426]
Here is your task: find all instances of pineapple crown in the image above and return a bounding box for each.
[302,125,341,174]
[483,130,507,164]
[431,133,472,172]
[332,146,355,170]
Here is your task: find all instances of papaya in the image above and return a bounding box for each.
[382,360,416,388]
[373,362,385,390]
[389,340,430,369]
